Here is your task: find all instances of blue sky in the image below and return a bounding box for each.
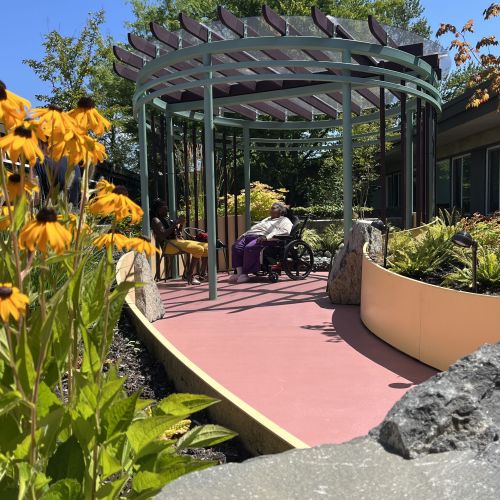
[2,1,499,105]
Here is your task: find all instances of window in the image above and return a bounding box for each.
[452,155,471,214]
[487,146,500,213]
[386,172,401,208]
[436,159,451,209]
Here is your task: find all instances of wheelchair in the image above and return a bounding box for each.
[257,215,314,283]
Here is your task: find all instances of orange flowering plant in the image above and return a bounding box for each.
[437,3,500,108]
[0,83,235,498]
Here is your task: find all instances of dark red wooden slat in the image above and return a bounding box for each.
[262,5,287,35]
[217,5,245,37]
[399,43,424,56]
[179,13,209,42]
[368,15,398,48]
[128,33,157,58]
[150,21,179,49]
[311,6,335,37]
[113,45,143,68]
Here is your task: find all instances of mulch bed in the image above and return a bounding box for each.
[108,310,250,464]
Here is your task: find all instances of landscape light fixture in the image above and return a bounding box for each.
[451,231,478,293]
[371,219,389,268]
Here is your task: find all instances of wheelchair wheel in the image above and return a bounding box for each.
[283,240,314,280]
[268,271,280,283]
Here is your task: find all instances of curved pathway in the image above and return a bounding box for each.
[154,273,436,446]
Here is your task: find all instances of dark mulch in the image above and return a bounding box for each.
[108,310,250,464]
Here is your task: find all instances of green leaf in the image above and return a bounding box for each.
[103,391,139,441]
[40,479,81,500]
[126,415,185,457]
[131,457,214,495]
[37,382,61,420]
[95,476,127,499]
[46,436,84,484]
[156,393,219,416]
[0,390,22,416]
[176,425,237,450]
[100,445,123,479]
[12,195,27,232]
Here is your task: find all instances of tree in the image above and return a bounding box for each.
[439,64,482,103]
[126,0,431,36]
[437,3,500,108]
[24,10,138,170]
[23,11,109,109]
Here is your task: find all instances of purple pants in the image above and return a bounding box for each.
[232,234,271,274]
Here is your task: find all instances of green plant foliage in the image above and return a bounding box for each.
[227,181,287,221]
[301,229,322,251]
[388,223,455,279]
[318,224,344,254]
[445,246,500,292]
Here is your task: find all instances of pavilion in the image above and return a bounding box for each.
[113,5,447,299]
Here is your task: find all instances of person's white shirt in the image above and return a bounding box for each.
[243,216,293,240]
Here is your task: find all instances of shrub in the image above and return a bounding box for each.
[226,181,287,221]
[388,223,455,279]
[292,204,343,219]
[317,224,344,254]
[444,246,500,291]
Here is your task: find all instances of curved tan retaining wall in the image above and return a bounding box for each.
[116,252,308,456]
[360,248,500,371]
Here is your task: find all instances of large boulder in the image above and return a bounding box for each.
[371,343,500,460]
[134,252,165,322]
[157,343,500,499]
[327,219,382,304]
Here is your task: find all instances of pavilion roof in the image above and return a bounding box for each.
[114,6,448,123]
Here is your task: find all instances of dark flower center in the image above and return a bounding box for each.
[107,229,123,235]
[8,173,21,184]
[76,96,95,109]
[0,81,6,101]
[0,286,13,298]
[48,104,63,112]
[13,126,32,139]
[112,186,128,196]
[36,208,58,223]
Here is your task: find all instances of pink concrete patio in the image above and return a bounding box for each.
[154,272,436,447]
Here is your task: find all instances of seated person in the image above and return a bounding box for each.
[230,202,292,283]
[150,199,208,285]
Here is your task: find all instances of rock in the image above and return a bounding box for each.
[156,438,499,500]
[324,251,332,258]
[134,252,165,322]
[327,219,382,304]
[156,343,500,499]
[371,343,500,460]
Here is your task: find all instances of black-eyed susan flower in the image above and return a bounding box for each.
[68,97,111,136]
[93,230,130,251]
[126,236,159,256]
[31,105,77,139]
[48,126,86,166]
[0,81,29,131]
[0,283,29,322]
[88,186,143,224]
[64,213,90,237]
[82,135,107,166]
[3,171,39,200]
[19,207,72,255]
[0,205,12,230]
[0,122,45,167]
[95,179,115,196]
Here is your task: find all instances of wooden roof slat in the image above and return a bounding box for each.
[262,5,367,113]
[179,12,314,120]
[368,15,398,48]
[311,6,335,37]
[150,21,286,120]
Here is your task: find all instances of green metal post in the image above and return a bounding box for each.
[203,53,218,300]
[243,126,251,230]
[405,110,414,228]
[165,112,179,279]
[342,50,353,242]
[138,103,150,237]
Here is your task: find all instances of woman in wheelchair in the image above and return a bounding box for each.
[229,202,292,284]
[151,199,208,285]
